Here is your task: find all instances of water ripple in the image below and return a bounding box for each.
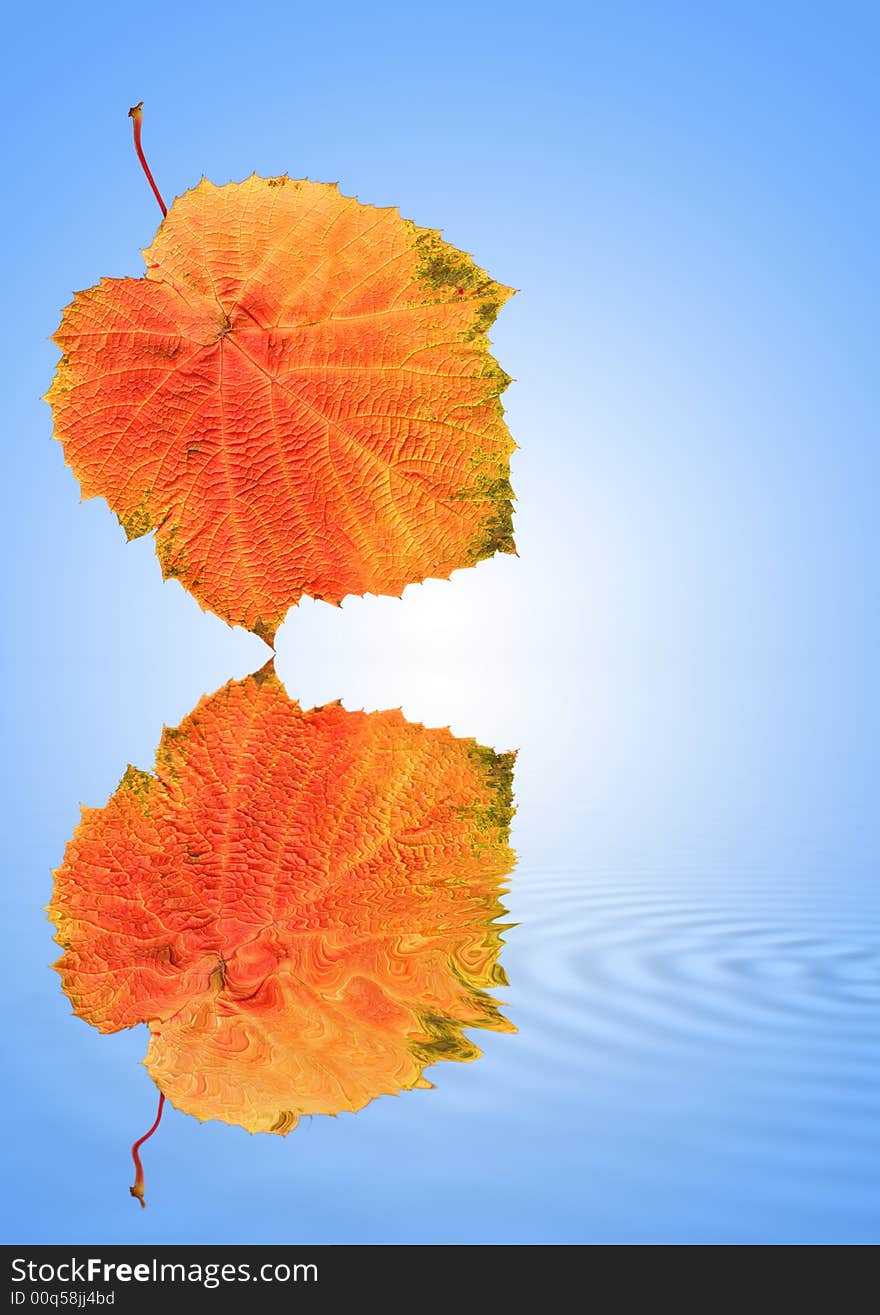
[500,871,880,1101]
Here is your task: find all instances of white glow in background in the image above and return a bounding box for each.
[2,0,878,1244]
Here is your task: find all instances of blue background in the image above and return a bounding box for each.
[2,1,878,1243]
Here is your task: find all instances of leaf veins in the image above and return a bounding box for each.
[46,178,517,640]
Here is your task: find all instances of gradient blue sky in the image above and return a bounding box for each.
[2,2,878,1243]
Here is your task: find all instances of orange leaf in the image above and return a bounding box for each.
[49,666,516,1134]
[47,178,516,641]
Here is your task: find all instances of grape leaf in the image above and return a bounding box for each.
[49,666,516,1135]
[46,177,516,641]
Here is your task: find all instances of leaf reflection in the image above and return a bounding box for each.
[50,664,516,1201]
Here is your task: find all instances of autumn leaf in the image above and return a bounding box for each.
[46,174,516,641]
[49,667,516,1155]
